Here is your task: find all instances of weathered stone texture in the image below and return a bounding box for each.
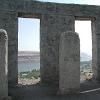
[0,11,18,86]
[40,15,74,84]
[0,0,100,87]
[0,29,8,99]
[92,17,100,81]
[59,31,80,94]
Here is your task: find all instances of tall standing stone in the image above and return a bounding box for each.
[0,11,18,86]
[40,15,75,85]
[59,31,80,94]
[92,17,100,81]
[0,29,8,99]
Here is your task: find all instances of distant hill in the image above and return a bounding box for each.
[18,51,92,62]
[18,51,40,62]
[80,52,92,61]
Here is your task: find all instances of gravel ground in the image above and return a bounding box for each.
[18,78,40,85]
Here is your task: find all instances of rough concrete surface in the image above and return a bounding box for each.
[0,0,100,98]
[9,82,100,100]
[0,29,8,99]
[59,31,80,94]
[0,0,100,85]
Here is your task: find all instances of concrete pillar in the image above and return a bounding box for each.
[59,31,80,94]
[40,15,75,85]
[92,17,100,81]
[0,11,18,86]
[0,29,8,99]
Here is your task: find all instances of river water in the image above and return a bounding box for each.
[18,62,40,73]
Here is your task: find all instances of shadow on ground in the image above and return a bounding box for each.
[9,80,100,100]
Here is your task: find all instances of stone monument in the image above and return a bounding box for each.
[59,31,80,94]
[0,29,8,99]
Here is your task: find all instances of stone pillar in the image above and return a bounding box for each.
[40,15,75,85]
[59,31,80,94]
[0,11,18,86]
[0,29,8,99]
[92,17,100,81]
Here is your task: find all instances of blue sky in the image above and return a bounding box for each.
[18,0,100,55]
[75,21,92,56]
[18,18,40,51]
[39,0,100,5]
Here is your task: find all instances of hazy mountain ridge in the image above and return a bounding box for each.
[80,52,92,61]
[18,51,40,62]
[18,51,91,62]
